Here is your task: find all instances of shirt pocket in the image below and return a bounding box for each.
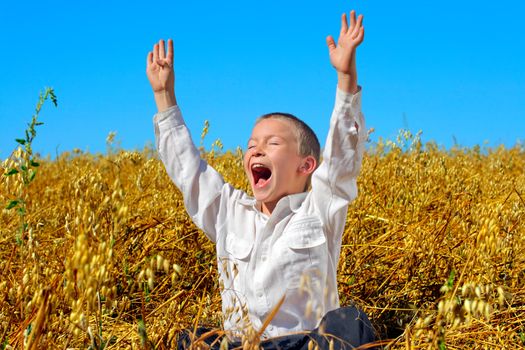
[225,233,253,260]
[283,216,328,290]
[222,232,254,297]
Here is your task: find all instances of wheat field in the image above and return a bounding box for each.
[1,117,524,349]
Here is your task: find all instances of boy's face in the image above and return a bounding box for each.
[244,118,311,213]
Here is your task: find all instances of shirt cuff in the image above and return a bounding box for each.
[335,86,362,115]
[335,86,362,107]
[153,105,185,128]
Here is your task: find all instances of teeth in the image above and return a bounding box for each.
[252,164,265,169]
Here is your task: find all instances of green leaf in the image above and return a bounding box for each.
[30,161,40,167]
[6,200,19,210]
[49,89,58,107]
[446,269,456,289]
[5,168,19,176]
[35,122,44,126]
[137,319,147,341]
[29,170,36,182]
[347,275,355,286]
[15,138,26,145]
[25,323,32,337]
[20,165,28,172]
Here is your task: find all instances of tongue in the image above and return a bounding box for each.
[255,177,270,188]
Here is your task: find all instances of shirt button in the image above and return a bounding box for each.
[257,291,263,298]
[261,256,267,262]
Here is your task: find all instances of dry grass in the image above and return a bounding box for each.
[1,134,524,349]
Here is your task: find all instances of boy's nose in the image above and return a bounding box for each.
[252,145,265,156]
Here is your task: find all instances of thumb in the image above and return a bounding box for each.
[156,58,172,69]
[326,35,336,53]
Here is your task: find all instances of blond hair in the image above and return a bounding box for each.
[256,112,320,165]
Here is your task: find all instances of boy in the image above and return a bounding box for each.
[147,10,375,349]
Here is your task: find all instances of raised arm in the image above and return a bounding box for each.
[146,39,177,112]
[310,10,367,244]
[148,39,227,243]
[326,10,365,94]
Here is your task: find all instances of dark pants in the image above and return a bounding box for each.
[177,306,377,349]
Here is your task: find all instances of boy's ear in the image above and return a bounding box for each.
[299,156,317,175]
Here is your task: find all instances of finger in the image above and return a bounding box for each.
[349,10,356,31]
[351,14,364,39]
[326,35,336,52]
[156,58,167,68]
[167,39,174,65]
[340,13,348,35]
[146,52,153,69]
[355,26,365,44]
[159,39,166,59]
[153,43,159,63]
[356,14,364,31]
[357,14,364,28]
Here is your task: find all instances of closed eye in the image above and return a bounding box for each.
[268,136,284,146]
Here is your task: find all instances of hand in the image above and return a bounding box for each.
[146,39,175,94]
[326,11,364,93]
[147,39,177,111]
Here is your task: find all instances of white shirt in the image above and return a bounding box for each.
[153,87,366,339]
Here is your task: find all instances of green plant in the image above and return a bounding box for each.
[4,87,57,244]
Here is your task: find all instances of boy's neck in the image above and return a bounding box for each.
[261,201,277,216]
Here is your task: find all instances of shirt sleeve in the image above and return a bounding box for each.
[310,87,367,236]
[153,105,225,242]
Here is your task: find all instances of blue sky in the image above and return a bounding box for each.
[1,1,524,160]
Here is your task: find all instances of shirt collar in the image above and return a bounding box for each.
[237,197,257,207]
[235,192,307,214]
[285,192,308,213]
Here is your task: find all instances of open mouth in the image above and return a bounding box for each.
[251,164,272,188]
